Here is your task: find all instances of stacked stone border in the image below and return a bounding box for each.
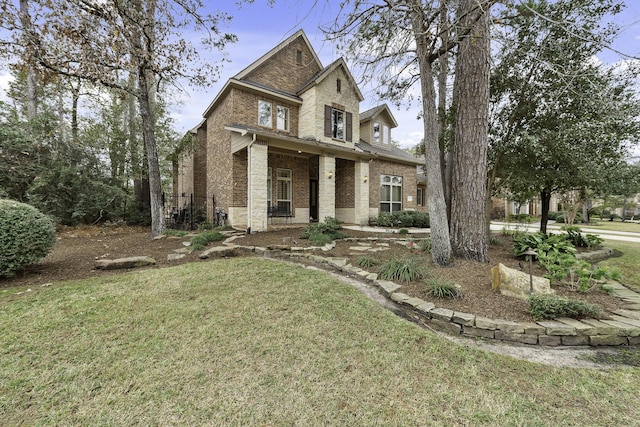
[217,234,640,347]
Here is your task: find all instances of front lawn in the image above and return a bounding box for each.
[1,258,639,425]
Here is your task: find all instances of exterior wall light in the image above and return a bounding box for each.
[327,171,333,179]
[363,175,368,183]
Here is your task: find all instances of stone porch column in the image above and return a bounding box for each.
[354,160,370,226]
[318,154,335,221]
[248,140,268,232]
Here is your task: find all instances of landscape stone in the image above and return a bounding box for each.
[376,280,402,296]
[537,321,577,336]
[599,320,640,337]
[390,292,411,303]
[491,263,554,300]
[538,335,562,346]
[554,318,595,335]
[614,309,640,321]
[429,318,462,335]
[462,326,495,339]
[198,246,236,259]
[167,253,186,261]
[494,330,538,345]
[430,307,454,322]
[561,335,590,346]
[580,319,618,336]
[452,311,475,326]
[589,335,628,346]
[95,256,156,270]
[415,302,435,314]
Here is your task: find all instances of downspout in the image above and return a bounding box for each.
[246,133,257,234]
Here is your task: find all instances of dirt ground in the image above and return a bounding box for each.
[3,224,636,369]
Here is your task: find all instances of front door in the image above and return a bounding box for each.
[309,179,318,222]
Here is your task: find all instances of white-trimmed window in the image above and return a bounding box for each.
[382,124,390,144]
[267,167,272,209]
[258,100,272,127]
[417,188,424,207]
[277,105,290,131]
[276,168,292,213]
[380,174,402,212]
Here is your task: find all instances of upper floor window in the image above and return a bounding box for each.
[332,109,344,139]
[296,49,303,65]
[382,124,390,144]
[258,100,272,127]
[277,105,290,131]
[324,105,352,142]
[373,122,380,143]
[336,78,342,93]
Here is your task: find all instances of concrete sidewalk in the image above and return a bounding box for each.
[344,222,640,244]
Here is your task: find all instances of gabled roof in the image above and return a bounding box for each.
[234,29,322,81]
[202,78,303,118]
[359,104,398,128]
[297,58,364,101]
[355,140,421,165]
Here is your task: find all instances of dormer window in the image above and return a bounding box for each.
[383,125,390,144]
[336,78,342,93]
[373,122,380,143]
[296,49,302,65]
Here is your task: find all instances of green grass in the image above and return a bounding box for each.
[1,258,639,425]
[599,240,640,292]
[581,220,640,233]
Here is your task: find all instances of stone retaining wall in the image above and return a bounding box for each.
[225,236,640,347]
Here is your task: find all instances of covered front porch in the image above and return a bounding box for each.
[225,126,371,233]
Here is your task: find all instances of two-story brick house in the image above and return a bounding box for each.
[173,30,424,232]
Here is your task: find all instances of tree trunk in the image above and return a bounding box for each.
[450,0,491,262]
[137,66,164,238]
[437,2,452,223]
[18,0,38,119]
[539,189,551,234]
[409,0,451,266]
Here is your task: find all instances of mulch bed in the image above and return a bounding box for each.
[1,225,625,323]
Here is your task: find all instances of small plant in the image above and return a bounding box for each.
[488,235,501,246]
[377,257,425,283]
[356,256,377,268]
[564,228,603,249]
[300,217,345,241]
[308,232,333,246]
[398,228,409,235]
[528,295,602,321]
[164,229,189,237]
[0,199,57,277]
[198,222,214,230]
[190,230,225,250]
[417,238,432,253]
[425,278,461,299]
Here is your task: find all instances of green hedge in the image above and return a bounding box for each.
[376,211,430,228]
[0,199,56,277]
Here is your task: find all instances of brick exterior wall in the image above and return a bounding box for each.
[335,158,355,209]
[206,93,234,216]
[193,124,207,201]
[243,37,321,95]
[268,152,310,210]
[368,160,419,211]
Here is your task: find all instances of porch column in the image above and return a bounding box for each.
[354,160,370,226]
[318,154,335,221]
[248,140,268,232]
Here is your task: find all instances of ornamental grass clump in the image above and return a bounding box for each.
[425,278,461,299]
[0,199,56,277]
[356,255,377,268]
[377,256,425,283]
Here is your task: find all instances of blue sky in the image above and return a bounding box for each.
[1,0,638,151]
[173,0,640,150]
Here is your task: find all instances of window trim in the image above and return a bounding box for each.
[267,167,272,209]
[380,174,403,212]
[276,168,292,213]
[417,187,424,207]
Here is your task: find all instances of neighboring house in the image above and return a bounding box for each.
[173,30,425,232]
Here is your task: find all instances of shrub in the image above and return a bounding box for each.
[375,211,430,228]
[564,229,603,249]
[308,232,333,246]
[377,257,425,283]
[0,199,56,277]
[425,278,461,299]
[528,295,602,321]
[398,228,409,235]
[512,232,576,258]
[508,213,533,223]
[300,217,344,241]
[190,231,225,250]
